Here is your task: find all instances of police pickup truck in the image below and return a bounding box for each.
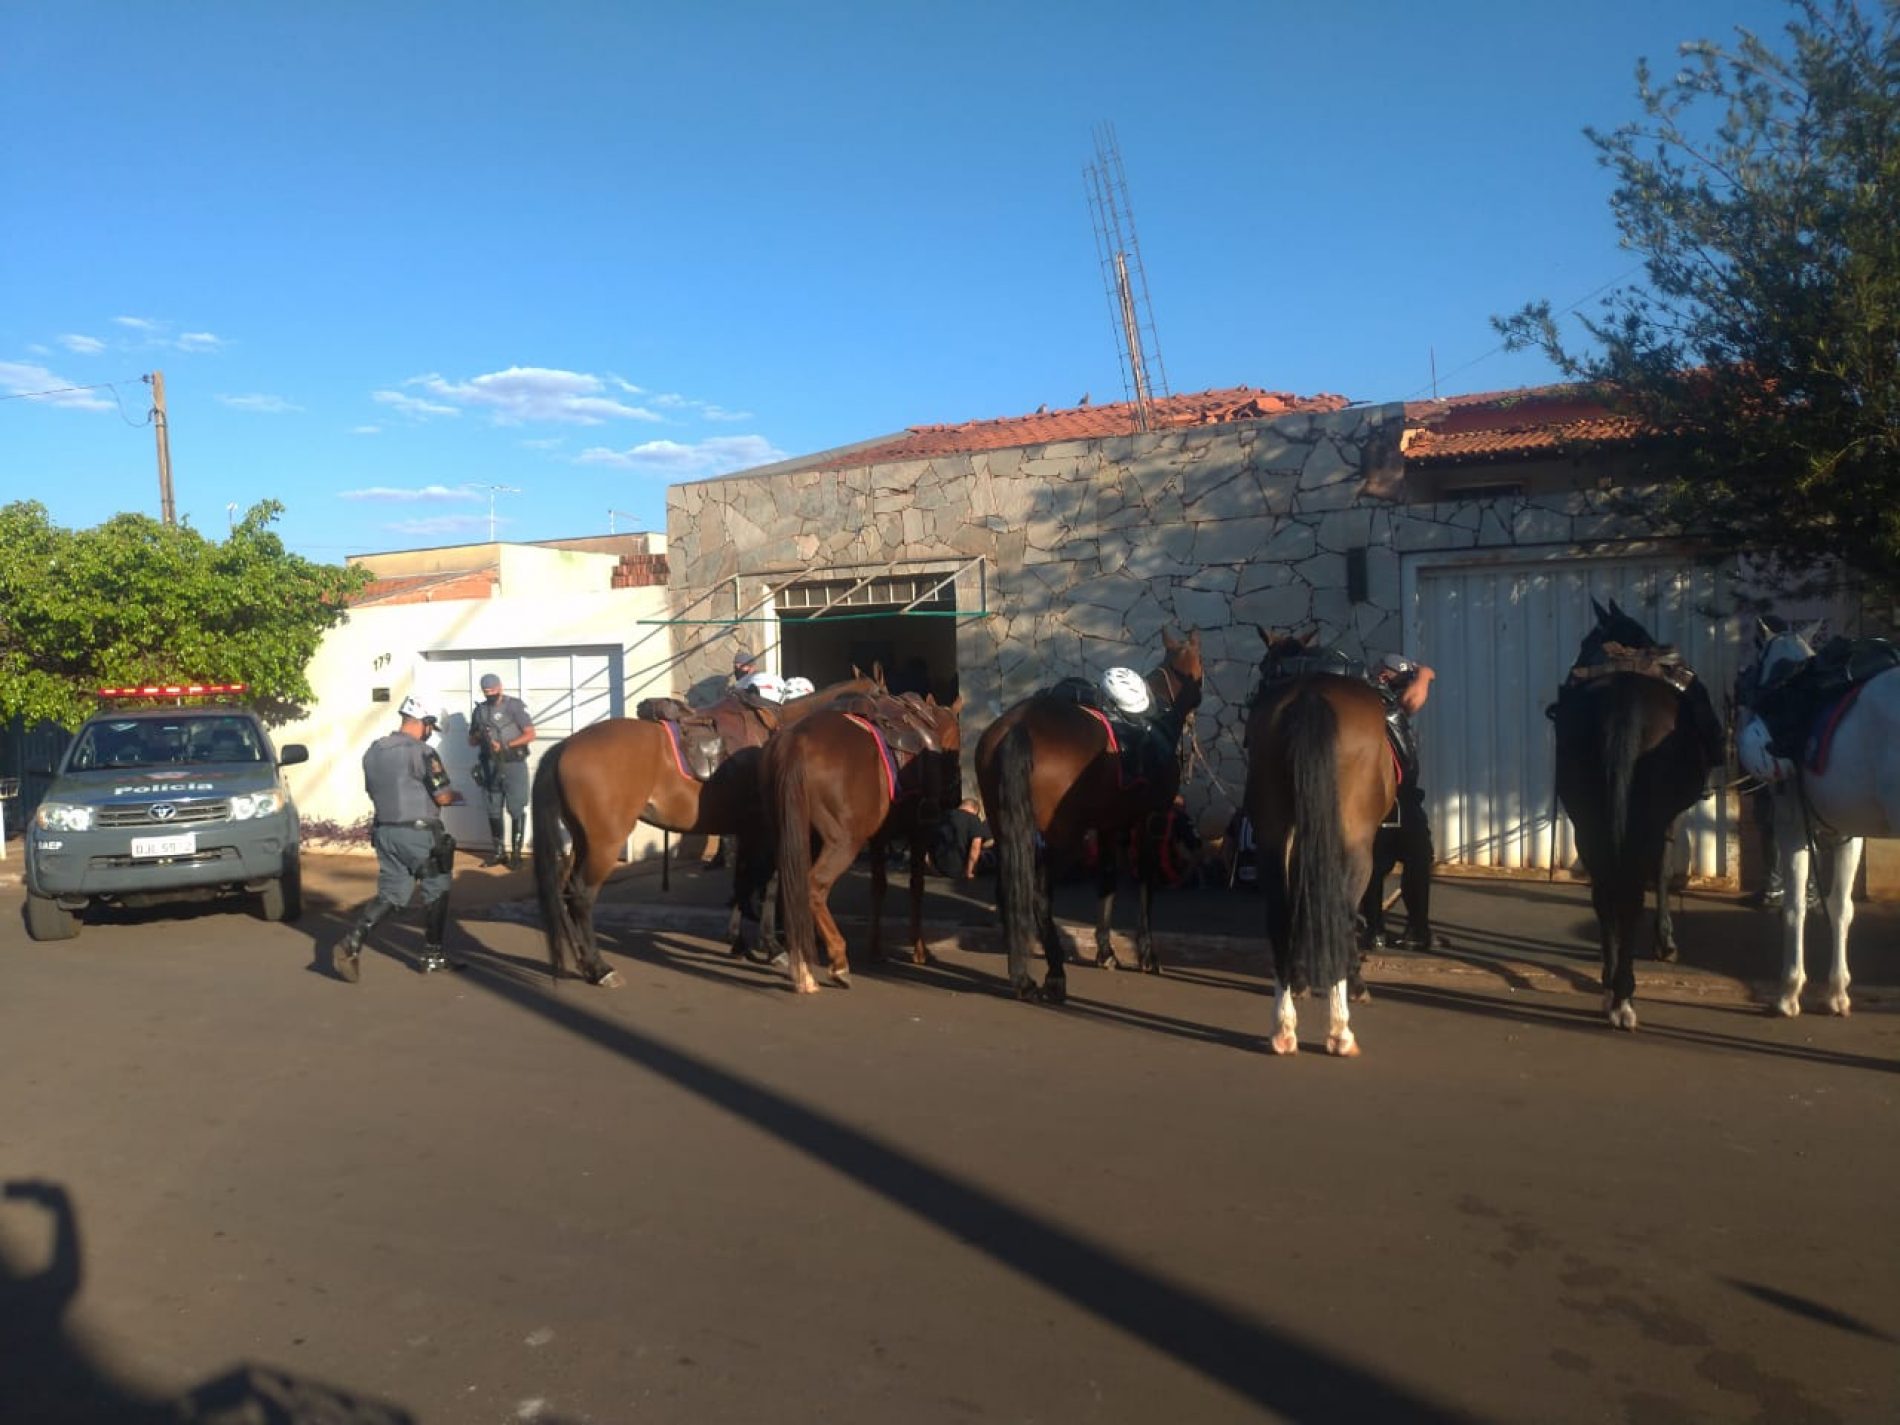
[23,686,308,941]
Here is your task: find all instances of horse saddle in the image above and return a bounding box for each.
[1040,676,1172,786]
[1558,643,1725,769]
[635,693,780,782]
[1377,687,1420,782]
[1755,637,1900,763]
[831,691,944,761]
[1257,647,1367,690]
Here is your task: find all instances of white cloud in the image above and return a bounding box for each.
[372,388,460,419]
[338,483,485,503]
[58,333,105,355]
[217,392,301,414]
[700,404,753,422]
[574,434,785,477]
[350,424,382,436]
[385,514,498,536]
[107,316,227,353]
[405,366,663,425]
[519,436,565,450]
[0,360,114,411]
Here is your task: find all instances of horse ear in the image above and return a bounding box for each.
[1754,616,1776,647]
[1257,625,1273,647]
[873,660,887,688]
[1801,619,1827,645]
[1161,628,1181,653]
[950,693,965,714]
[1591,596,1611,624]
[1608,597,1627,618]
[1187,628,1200,648]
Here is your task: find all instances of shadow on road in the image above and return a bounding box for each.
[1373,980,1900,1076]
[1722,1278,1896,1344]
[449,961,1483,1423]
[0,1178,441,1425]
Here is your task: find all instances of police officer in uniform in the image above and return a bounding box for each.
[468,672,535,868]
[1361,652,1438,950]
[336,695,462,981]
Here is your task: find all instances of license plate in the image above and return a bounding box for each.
[131,832,197,859]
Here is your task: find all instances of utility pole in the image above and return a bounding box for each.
[482,484,521,542]
[147,371,176,525]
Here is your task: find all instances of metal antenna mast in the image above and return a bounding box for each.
[1084,122,1170,431]
[482,484,520,542]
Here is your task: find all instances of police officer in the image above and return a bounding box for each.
[1361,652,1438,950]
[336,695,461,981]
[468,672,535,868]
[727,649,759,693]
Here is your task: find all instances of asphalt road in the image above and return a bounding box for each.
[2,852,1896,1424]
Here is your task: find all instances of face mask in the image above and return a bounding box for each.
[485,691,501,703]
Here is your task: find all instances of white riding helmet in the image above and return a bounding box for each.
[397,694,439,724]
[738,671,785,703]
[1100,666,1153,716]
[782,676,816,699]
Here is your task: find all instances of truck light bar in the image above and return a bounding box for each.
[96,682,248,697]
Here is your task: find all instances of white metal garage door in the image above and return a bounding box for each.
[1404,554,1740,881]
[421,647,621,848]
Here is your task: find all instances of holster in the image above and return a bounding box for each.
[430,824,457,875]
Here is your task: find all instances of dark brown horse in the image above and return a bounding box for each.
[975,629,1204,1003]
[765,693,964,993]
[531,676,878,986]
[1243,631,1397,1057]
[1551,599,1722,1030]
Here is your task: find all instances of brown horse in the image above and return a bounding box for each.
[975,629,1204,1003]
[765,693,964,993]
[1243,632,1396,1057]
[531,676,877,986]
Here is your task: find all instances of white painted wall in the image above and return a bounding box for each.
[273,583,681,857]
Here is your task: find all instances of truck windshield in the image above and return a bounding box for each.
[68,715,266,770]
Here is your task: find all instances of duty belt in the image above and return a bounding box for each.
[377,819,443,829]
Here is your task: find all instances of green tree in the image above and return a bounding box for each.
[1498,0,1900,598]
[0,500,371,728]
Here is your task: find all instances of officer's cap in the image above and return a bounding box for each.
[732,650,757,670]
[479,673,502,691]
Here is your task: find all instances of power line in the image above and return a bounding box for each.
[0,375,153,428]
[1401,264,1646,402]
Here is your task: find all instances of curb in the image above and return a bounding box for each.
[475,897,1789,1008]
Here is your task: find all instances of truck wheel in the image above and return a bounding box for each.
[259,852,304,923]
[25,893,80,942]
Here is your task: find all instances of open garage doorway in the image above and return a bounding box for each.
[774,571,962,704]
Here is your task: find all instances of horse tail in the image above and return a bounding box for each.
[1284,685,1354,991]
[531,739,576,980]
[996,720,1040,969]
[774,741,817,974]
[1603,683,1641,883]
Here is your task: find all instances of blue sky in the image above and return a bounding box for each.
[1,0,1796,562]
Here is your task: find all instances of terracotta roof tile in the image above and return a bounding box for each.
[811,386,1351,469]
[1402,385,1647,465]
[350,568,499,606]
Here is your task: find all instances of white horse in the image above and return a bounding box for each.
[1736,622,1900,1017]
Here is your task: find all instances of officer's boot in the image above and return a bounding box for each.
[482,816,507,867]
[509,817,526,870]
[419,893,452,973]
[336,898,397,983]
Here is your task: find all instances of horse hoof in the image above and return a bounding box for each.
[1095,953,1120,972]
[1325,1033,1360,1058]
[791,973,820,995]
[593,969,625,990]
[1348,976,1371,1004]
[1269,1031,1298,1056]
[1827,994,1851,1017]
[828,969,852,989]
[1042,976,1067,1006]
[910,947,933,967]
[1139,958,1160,976]
[1608,1001,1638,1031]
[1013,977,1040,1002]
[1772,986,1803,1018]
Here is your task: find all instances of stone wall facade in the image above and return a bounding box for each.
[665,402,1656,820]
